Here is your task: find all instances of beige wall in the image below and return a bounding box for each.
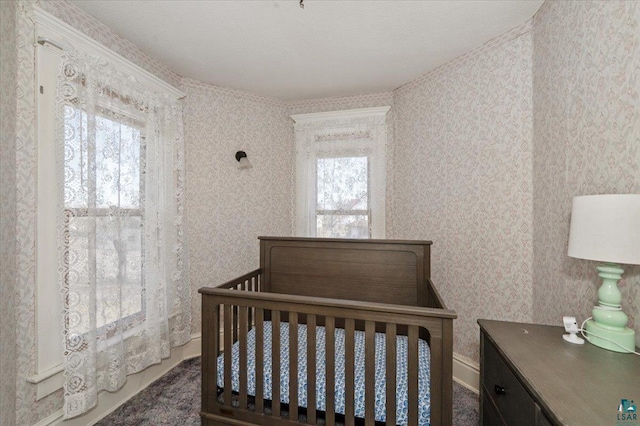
[392,22,535,363]
[182,79,293,335]
[1,1,19,425]
[532,1,640,345]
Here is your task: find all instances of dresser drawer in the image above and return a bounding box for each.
[482,392,505,425]
[535,403,553,426]
[482,335,536,426]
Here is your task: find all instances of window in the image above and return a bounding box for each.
[63,107,145,333]
[292,107,390,239]
[30,8,190,411]
[316,154,370,238]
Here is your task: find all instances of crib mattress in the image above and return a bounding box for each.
[216,321,431,425]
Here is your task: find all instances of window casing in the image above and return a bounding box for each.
[292,107,390,239]
[29,5,186,400]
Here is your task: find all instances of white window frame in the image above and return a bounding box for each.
[27,6,184,399]
[291,107,390,239]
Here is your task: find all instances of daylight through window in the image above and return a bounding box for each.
[316,156,370,238]
[292,107,390,239]
[63,107,145,332]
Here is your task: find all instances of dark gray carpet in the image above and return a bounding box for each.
[97,357,479,425]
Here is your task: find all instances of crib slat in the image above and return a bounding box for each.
[365,320,375,426]
[255,309,265,413]
[385,323,397,426]
[408,325,419,425]
[203,303,219,413]
[239,306,248,409]
[325,316,336,426]
[289,312,299,421]
[219,305,225,353]
[272,311,281,417]
[233,303,238,343]
[345,318,355,426]
[307,314,317,424]
[223,304,232,405]
[247,280,253,327]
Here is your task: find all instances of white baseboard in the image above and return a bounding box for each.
[183,333,202,359]
[452,353,479,394]
[34,334,202,426]
[33,409,64,426]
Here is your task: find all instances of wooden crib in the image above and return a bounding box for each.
[199,237,456,425]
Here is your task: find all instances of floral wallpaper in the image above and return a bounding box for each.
[182,79,293,335]
[1,1,19,425]
[288,92,394,115]
[532,0,640,346]
[393,21,535,363]
[36,0,181,88]
[5,0,640,423]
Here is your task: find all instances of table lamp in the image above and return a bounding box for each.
[567,194,640,353]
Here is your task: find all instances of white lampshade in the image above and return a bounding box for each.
[568,194,640,265]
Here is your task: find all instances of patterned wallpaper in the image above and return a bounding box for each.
[288,92,394,115]
[5,0,640,423]
[182,78,293,335]
[392,23,534,363]
[36,0,181,88]
[532,1,640,346]
[1,1,19,425]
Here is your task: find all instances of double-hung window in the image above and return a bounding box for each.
[292,107,390,239]
[35,42,150,385]
[315,147,371,238]
[63,105,145,335]
[31,8,190,416]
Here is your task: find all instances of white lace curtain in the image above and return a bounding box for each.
[292,108,390,239]
[54,48,190,419]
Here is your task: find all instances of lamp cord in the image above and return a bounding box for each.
[579,317,640,356]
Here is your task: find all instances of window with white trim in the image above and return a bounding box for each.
[292,107,390,239]
[30,7,190,410]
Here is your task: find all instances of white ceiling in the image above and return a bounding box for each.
[69,0,544,101]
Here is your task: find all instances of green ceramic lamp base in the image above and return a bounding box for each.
[585,318,635,353]
[586,264,635,353]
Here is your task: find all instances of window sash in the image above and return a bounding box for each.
[314,154,371,238]
[63,207,146,340]
[62,101,147,338]
[316,209,369,215]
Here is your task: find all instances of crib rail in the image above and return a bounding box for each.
[200,282,455,426]
[217,268,263,291]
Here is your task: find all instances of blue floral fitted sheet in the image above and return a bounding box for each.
[216,321,431,425]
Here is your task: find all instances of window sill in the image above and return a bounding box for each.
[27,364,64,400]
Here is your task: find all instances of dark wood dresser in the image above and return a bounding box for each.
[478,319,640,426]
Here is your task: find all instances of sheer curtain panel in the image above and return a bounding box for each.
[54,47,190,418]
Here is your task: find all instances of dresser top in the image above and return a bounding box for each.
[478,319,640,426]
